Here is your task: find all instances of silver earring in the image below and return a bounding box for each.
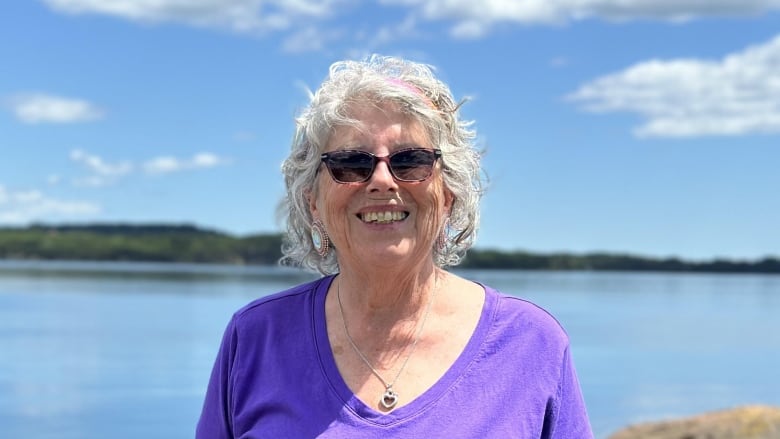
[311,220,330,256]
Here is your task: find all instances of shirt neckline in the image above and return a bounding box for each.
[312,274,497,426]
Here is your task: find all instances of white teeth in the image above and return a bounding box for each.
[360,211,407,223]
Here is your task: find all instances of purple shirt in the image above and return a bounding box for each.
[197,275,593,438]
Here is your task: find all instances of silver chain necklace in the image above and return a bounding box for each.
[336,276,438,410]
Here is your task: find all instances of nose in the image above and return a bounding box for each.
[367,159,398,192]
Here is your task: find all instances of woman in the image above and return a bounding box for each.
[197,55,593,438]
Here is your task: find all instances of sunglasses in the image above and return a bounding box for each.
[320,148,442,184]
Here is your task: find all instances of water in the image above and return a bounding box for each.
[1,261,778,438]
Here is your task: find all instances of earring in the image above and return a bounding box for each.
[311,219,330,256]
[436,218,449,251]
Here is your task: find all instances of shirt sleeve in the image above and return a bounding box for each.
[547,345,594,439]
[196,316,239,439]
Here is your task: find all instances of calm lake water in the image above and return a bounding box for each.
[1,260,778,438]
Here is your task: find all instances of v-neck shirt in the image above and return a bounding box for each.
[196,275,593,438]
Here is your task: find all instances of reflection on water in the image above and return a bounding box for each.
[1,261,779,438]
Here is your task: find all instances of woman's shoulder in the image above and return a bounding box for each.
[482,284,571,346]
[231,275,331,326]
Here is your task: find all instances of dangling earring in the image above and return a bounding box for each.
[311,219,330,256]
[436,218,449,251]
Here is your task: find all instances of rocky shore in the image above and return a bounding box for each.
[607,406,780,439]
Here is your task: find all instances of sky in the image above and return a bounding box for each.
[1,0,779,261]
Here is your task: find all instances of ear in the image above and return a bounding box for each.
[305,188,319,220]
[443,188,454,216]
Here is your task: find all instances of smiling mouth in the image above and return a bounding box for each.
[358,211,409,224]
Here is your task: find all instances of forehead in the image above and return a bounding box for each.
[326,102,430,151]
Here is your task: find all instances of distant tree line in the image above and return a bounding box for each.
[0,223,282,265]
[0,223,778,274]
[461,249,780,274]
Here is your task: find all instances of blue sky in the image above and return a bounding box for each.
[2,0,779,261]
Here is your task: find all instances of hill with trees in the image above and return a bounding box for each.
[1,224,777,274]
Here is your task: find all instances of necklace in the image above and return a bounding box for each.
[336,275,438,410]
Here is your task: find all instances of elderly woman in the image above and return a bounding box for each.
[197,55,592,438]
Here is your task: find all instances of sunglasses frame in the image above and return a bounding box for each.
[320,148,442,184]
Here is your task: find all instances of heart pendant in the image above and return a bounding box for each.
[380,388,398,409]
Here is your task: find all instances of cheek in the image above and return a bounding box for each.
[416,180,449,238]
[315,183,355,247]
[324,208,350,241]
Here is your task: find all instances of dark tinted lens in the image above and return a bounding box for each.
[326,151,374,182]
[389,149,436,181]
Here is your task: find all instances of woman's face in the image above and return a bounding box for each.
[309,102,452,270]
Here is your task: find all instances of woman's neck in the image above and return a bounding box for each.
[334,260,440,330]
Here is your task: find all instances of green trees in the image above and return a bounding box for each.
[0,224,283,264]
[461,250,780,273]
[1,224,777,273]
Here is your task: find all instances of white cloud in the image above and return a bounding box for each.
[39,0,780,48]
[567,34,780,137]
[363,15,422,47]
[449,20,490,39]
[70,149,133,176]
[0,184,100,224]
[143,157,179,174]
[144,152,230,174]
[42,0,345,34]
[70,149,133,186]
[66,149,229,185]
[192,153,223,167]
[282,26,343,53]
[12,190,44,204]
[47,174,62,185]
[383,0,780,37]
[9,94,103,124]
